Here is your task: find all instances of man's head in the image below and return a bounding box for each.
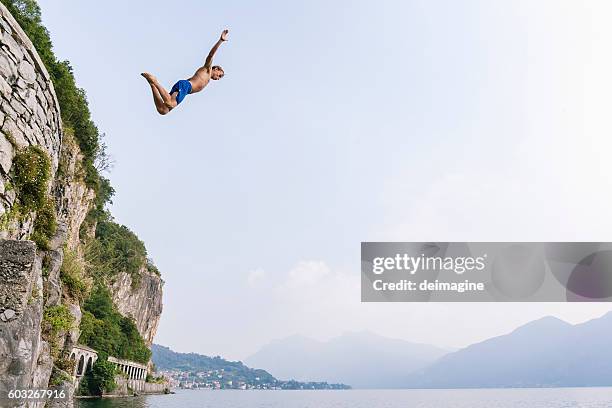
[211,66,225,80]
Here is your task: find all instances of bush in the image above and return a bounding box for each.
[41,253,51,277]
[43,305,74,336]
[60,248,89,302]
[42,304,74,357]
[49,367,72,387]
[12,145,51,212]
[79,357,117,396]
[10,146,56,249]
[30,198,57,250]
[55,356,76,374]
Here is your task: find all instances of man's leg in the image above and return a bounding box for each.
[141,73,177,114]
[147,82,170,115]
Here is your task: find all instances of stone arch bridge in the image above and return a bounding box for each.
[70,345,150,392]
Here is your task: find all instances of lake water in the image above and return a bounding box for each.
[75,388,612,408]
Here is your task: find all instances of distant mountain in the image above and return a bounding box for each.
[151,344,349,390]
[245,331,448,388]
[407,312,612,388]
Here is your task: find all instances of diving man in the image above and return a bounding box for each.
[141,29,229,115]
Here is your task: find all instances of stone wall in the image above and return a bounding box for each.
[106,376,169,397]
[0,2,63,240]
[142,382,169,394]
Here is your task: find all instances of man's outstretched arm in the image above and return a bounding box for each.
[205,29,229,68]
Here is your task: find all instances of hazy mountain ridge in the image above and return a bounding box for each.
[245,313,612,389]
[408,312,612,388]
[245,331,449,388]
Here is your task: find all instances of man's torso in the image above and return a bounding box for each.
[188,67,211,93]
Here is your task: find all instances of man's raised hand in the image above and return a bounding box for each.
[220,29,229,42]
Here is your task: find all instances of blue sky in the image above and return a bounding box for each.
[38,0,612,360]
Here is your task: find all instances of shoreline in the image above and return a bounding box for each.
[76,390,173,399]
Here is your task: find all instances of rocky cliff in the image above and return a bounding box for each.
[0,2,163,407]
[111,269,163,347]
[0,4,66,406]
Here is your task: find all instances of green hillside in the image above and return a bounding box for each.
[152,344,350,390]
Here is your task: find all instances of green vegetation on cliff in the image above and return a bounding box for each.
[8,145,57,249]
[79,286,151,364]
[85,218,148,286]
[43,304,74,336]
[60,248,89,302]
[42,304,75,358]
[95,220,146,275]
[30,198,56,250]
[11,145,51,213]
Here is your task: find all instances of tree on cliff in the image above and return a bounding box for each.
[78,356,117,396]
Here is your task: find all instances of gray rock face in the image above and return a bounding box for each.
[0,3,73,407]
[0,240,46,408]
[63,301,82,351]
[42,249,63,308]
[0,240,36,321]
[53,132,95,250]
[111,269,164,347]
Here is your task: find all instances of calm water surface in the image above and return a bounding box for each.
[75,388,612,408]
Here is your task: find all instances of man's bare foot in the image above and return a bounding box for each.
[141,72,156,83]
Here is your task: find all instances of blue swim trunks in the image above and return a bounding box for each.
[169,79,192,105]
